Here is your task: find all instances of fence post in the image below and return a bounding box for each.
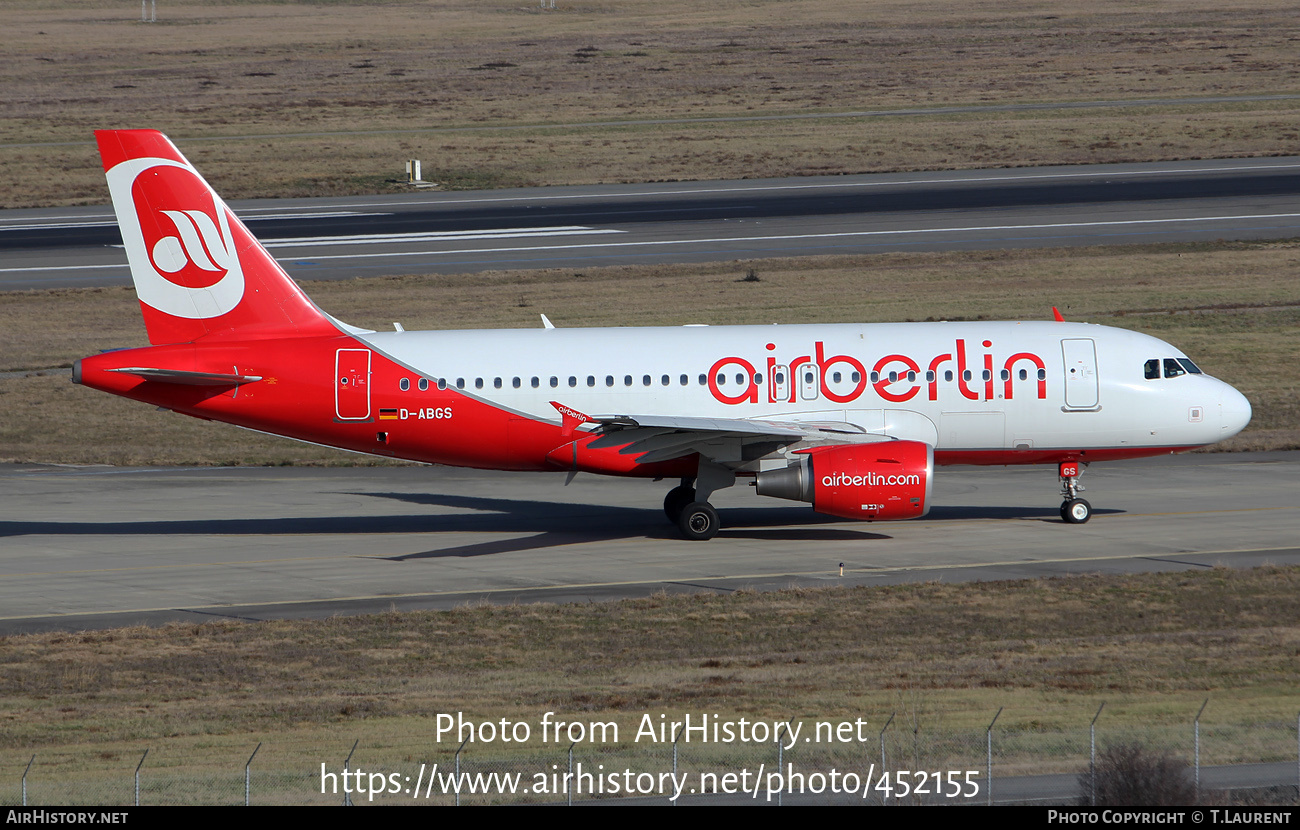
[1090,703,1105,807]
[455,736,469,807]
[1194,699,1208,803]
[672,723,683,806]
[244,743,261,806]
[985,708,1002,807]
[343,740,358,806]
[134,749,148,807]
[567,740,576,806]
[878,712,895,806]
[22,755,34,807]
[776,721,791,806]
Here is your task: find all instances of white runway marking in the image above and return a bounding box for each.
[281,212,1300,262]
[261,225,625,248]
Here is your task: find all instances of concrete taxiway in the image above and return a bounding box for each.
[1,451,1296,633]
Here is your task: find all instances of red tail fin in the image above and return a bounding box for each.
[97,130,339,345]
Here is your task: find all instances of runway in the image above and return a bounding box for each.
[3,156,1300,288]
[3,451,1297,633]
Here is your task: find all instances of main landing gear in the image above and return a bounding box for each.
[664,479,720,541]
[664,461,735,541]
[1058,460,1091,524]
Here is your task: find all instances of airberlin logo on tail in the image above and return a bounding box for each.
[105,157,245,319]
[150,208,232,287]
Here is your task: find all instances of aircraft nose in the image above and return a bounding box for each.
[1219,384,1252,438]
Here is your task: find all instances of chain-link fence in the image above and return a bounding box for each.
[4,711,1299,805]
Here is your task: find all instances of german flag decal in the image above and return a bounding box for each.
[379,408,399,420]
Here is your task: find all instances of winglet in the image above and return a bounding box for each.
[1052,306,1066,322]
[540,314,555,330]
[550,401,592,438]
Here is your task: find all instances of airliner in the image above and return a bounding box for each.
[74,130,1253,540]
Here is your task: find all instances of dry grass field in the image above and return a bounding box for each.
[1,567,1297,759]
[1,240,1296,466]
[2,0,1299,206]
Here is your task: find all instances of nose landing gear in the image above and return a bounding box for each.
[1058,460,1091,524]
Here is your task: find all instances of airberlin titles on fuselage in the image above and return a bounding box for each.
[706,339,1049,406]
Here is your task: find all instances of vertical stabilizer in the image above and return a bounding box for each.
[96,130,339,345]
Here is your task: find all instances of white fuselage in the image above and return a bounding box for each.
[359,320,1250,461]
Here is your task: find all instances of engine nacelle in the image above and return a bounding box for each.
[754,441,933,521]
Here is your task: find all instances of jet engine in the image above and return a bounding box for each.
[754,441,933,520]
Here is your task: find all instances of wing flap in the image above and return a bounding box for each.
[587,413,893,465]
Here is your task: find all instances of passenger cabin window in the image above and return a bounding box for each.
[437,378,446,390]
[399,378,410,391]
[418,378,429,391]
[456,378,465,389]
[1145,359,1160,380]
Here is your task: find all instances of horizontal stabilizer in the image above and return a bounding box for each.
[105,367,263,386]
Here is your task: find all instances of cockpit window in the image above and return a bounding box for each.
[1144,359,1160,380]
[1177,358,1202,375]
[1163,358,1186,379]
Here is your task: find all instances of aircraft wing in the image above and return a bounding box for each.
[587,413,890,465]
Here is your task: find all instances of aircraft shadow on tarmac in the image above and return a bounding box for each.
[0,490,1120,559]
[357,492,890,558]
